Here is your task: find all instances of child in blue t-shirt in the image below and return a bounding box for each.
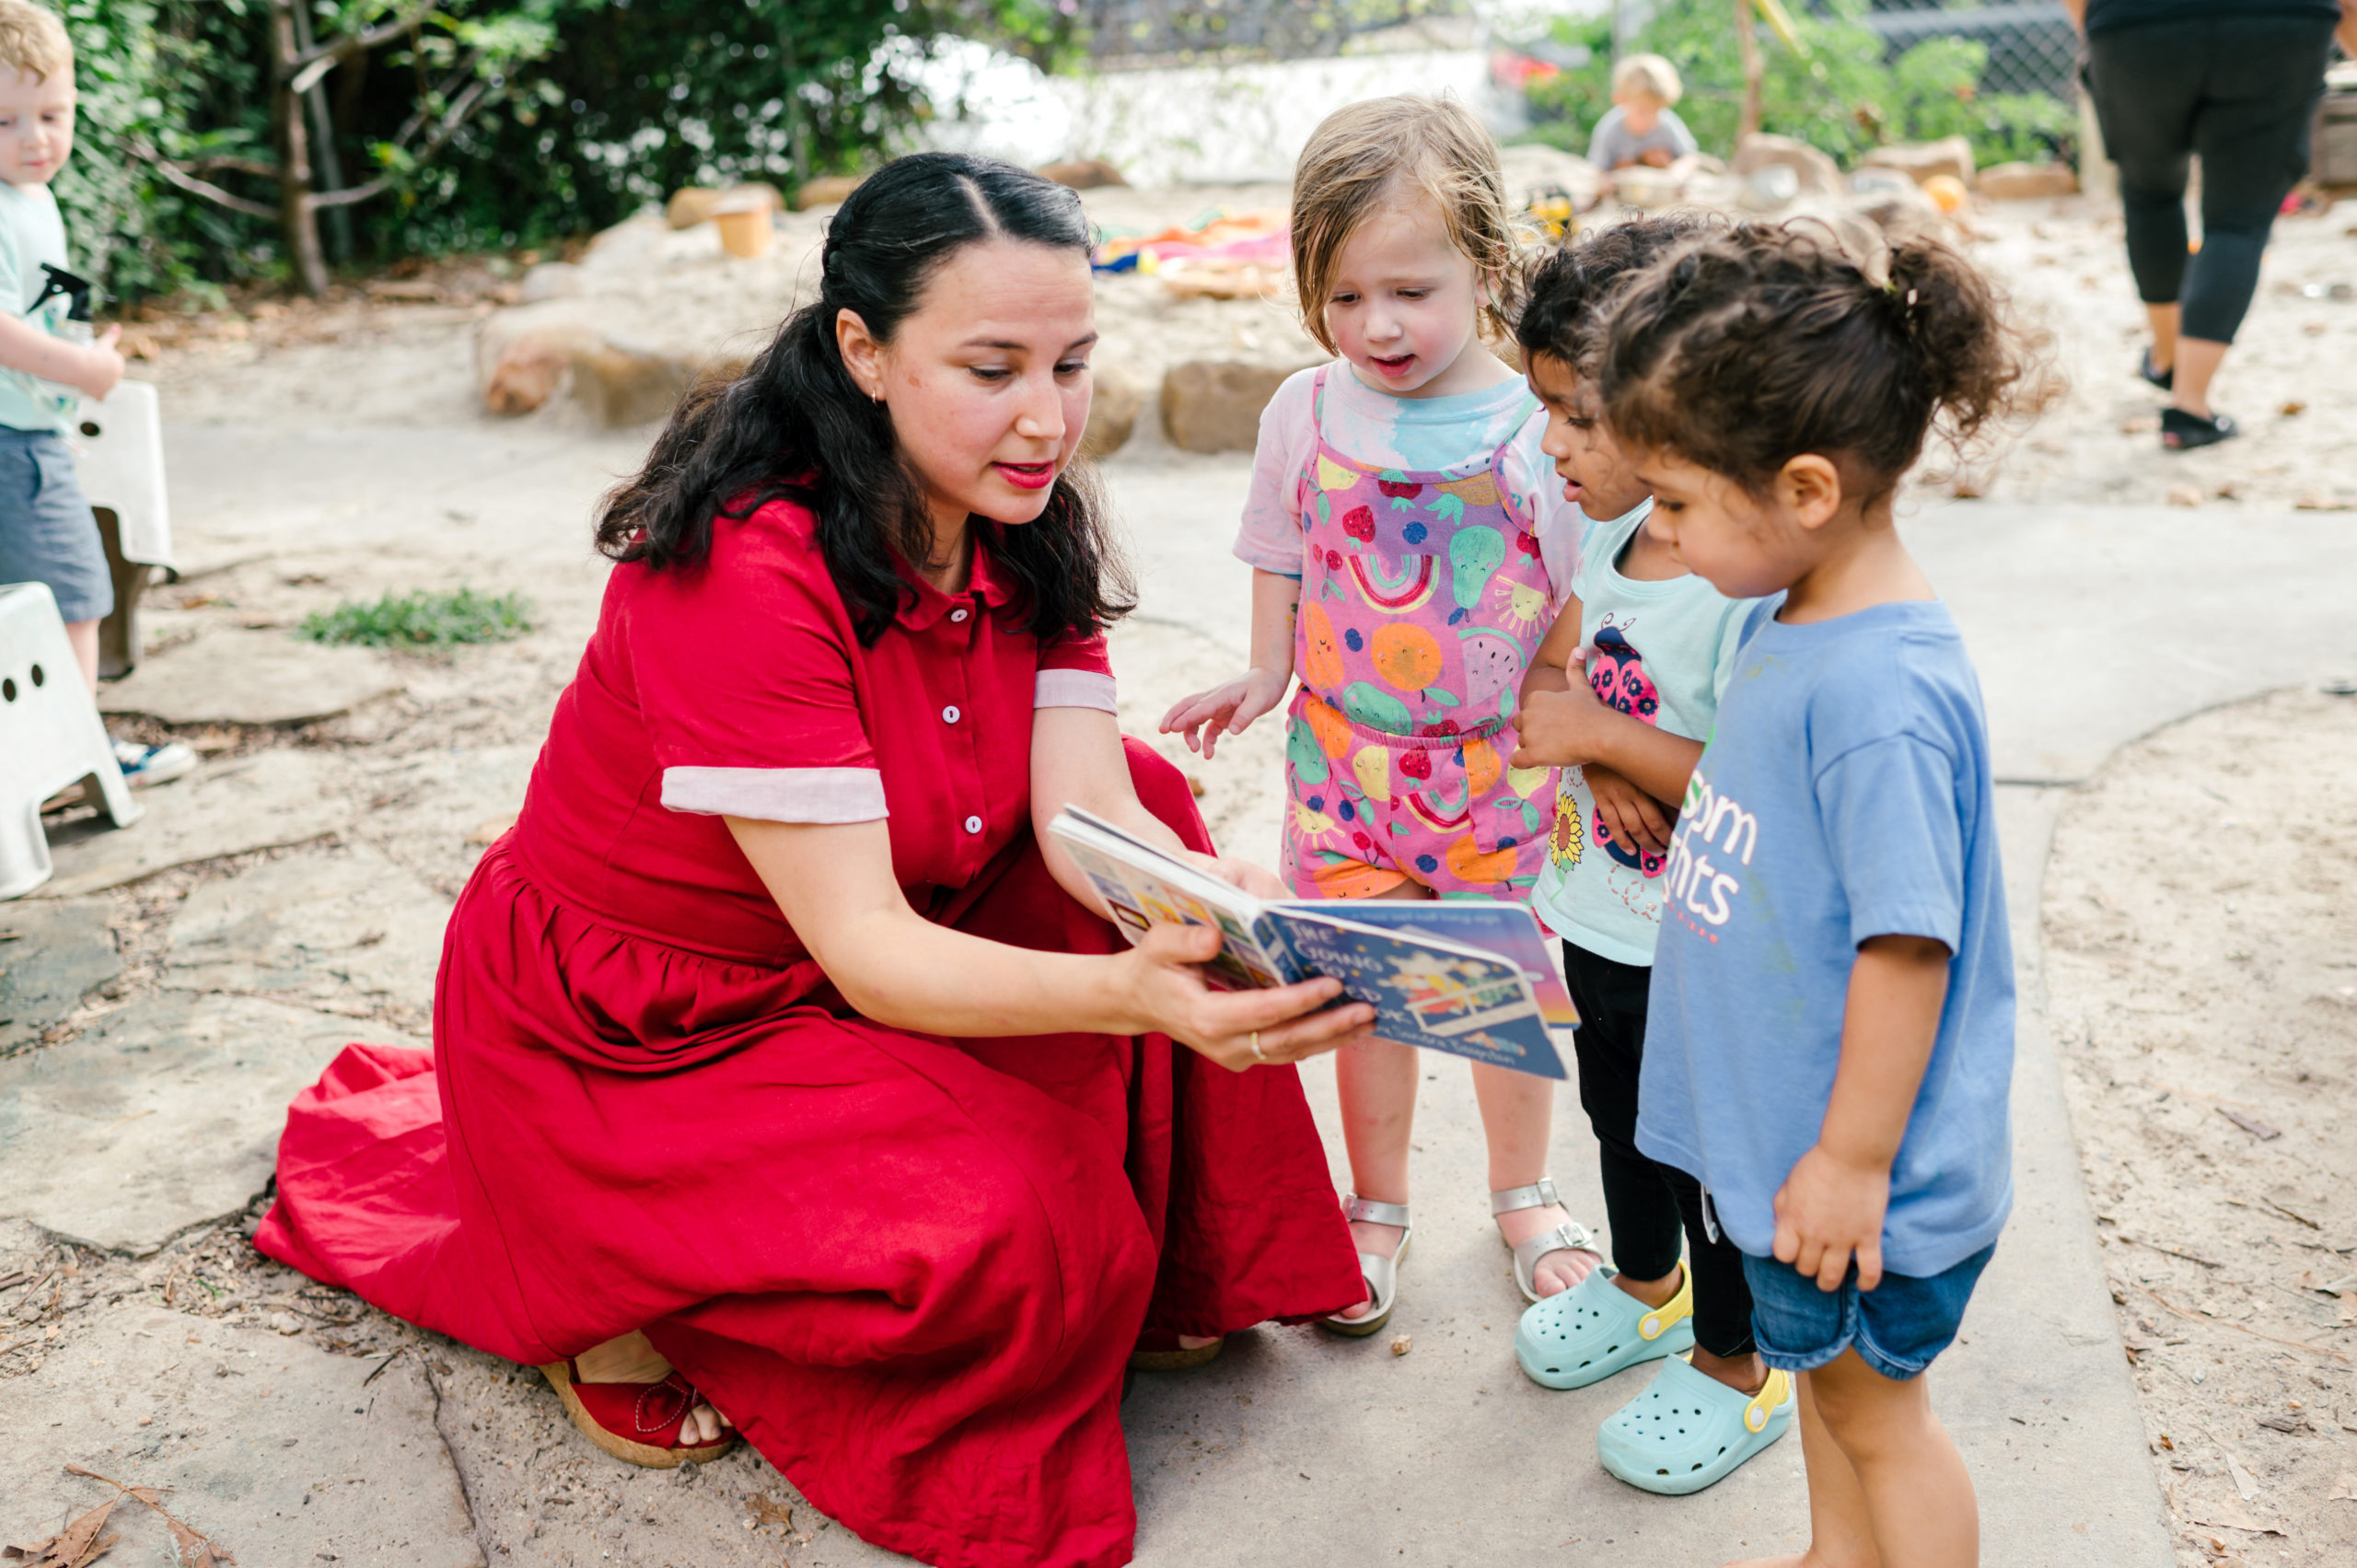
[1504,217,1782,1498]
[1594,224,2030,1563]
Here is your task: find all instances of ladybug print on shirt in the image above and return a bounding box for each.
[1586,621,1667,880]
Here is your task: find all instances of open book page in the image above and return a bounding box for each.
[1282,900,1580,1044]
[1046,808,1294,991]
[1269,910,1568,1080]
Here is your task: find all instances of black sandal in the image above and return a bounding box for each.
[2161,407,2236,450]
[2138,350,2173,392]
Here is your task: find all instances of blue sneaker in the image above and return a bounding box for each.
[113,738,196,788]
[1515,1264,1694,1390]
[1597,1356,1794,1495]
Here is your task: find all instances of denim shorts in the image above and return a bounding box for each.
[0,425,110,623]
[1743,1243,1995,1382]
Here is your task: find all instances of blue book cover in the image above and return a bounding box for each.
[1287,900,1579,1047]
[1268,911,1568,1079]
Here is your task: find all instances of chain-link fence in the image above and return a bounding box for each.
[1073,0,1473,66]
[1849,1,2081,102]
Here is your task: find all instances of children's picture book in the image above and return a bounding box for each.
[1049,807,1572,1079]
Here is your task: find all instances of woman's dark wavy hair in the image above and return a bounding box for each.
[1514,212,1719,375]
[1598,221,2042,501]
[594,150,1133,646]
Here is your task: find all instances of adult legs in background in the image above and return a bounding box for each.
[2087,16,2340,436]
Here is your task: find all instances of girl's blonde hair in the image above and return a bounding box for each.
[0,1,72,80]
[1611,52,1682,106]
[1290,93,1523,354]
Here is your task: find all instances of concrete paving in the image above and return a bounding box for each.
[38,749,353,900]
[14,423,2351,1564]
[0,1302,481,1567]
[0,993,423,1255]
[99,626,406,726]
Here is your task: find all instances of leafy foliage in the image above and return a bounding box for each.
[299,586,534,648]
[1517,0,2076,170]
[55,1,1068,298]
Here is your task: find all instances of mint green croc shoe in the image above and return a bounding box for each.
[1515,1264,1695,1390]
[1596,1357,1794,1496]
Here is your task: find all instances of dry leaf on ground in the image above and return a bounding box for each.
[2,1494,123,1568]
[59,1469,232,1568]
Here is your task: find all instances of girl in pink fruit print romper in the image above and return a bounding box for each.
[1162,95,1597,1342]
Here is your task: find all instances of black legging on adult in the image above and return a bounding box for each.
[2085,11,2340,343]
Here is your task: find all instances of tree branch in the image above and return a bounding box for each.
[308,74,491,210]
[145,155,279,219]
[287,0,440,71]
[181,154,281,180]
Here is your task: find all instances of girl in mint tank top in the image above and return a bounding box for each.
[1160,94,1602,1344]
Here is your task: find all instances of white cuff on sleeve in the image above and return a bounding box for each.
[1034,669,1118,713]
[660,766,888,822]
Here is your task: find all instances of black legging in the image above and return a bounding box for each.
[2085,12,2340,343]
[1560,941,1756,1360]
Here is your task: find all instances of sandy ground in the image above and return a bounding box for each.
[6,180,2354,1562]
[2044,686,2357,1567]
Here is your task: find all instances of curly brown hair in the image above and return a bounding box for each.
[1515,212,1723,375]
[1598,223,2042,501]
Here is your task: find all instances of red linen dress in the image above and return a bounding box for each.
[253,497,1364,1568]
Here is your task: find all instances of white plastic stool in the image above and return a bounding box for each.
[74,379,173,679]
[0,580,140,900]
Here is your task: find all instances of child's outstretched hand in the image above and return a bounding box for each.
[1771,1144,1891,1292]
[1160,667,1289,759]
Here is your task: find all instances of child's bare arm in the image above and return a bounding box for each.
[1511,647,1704,804]
[0,314,122,401]
[1159,569,1300,758]
[1517,591,1585,710]
[1771,934,1952,1291]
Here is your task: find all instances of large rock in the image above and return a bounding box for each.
[1081,364,1142,459]
[163,844,450,1017]
[1161,361,1291,454]
[1849,180,1950,244]
[793,174,863,211]
[38,749,352,900]
[0,1305,481,1568]
[1496,142,1605,213]
[1037,158,1126,190]
[1733,133,1844,197]
[665,181,784,229]
[572,340,698,426]
[0,899,120,1051]
[1861,135,1977,190]
[1978,160,2080,200]
[0,993,421,1253]
[98,627,403,726]
[475,302,706,426]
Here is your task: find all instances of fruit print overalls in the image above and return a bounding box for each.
[1281,367,1556,900]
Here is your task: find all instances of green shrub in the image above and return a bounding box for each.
[299,587,535,649]
[1517,0,2075,172]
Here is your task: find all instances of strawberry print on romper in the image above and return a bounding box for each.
[1282,367,1556,900]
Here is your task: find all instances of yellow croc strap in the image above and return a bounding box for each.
[1637,1269,1696,1343]
[1744,1369,1793,1434]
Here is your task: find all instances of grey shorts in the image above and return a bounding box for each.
[0,425,110,623]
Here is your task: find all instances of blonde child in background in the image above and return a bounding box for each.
[1597,224,2031,1566]
[0,2,190,784]
[1587,54,1701,195]
[1503,215,1786,1496]
[1161,93,1598,1337]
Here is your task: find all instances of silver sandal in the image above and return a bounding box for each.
[1492,1177,1600,1304]
[1321,1195,1411,1338]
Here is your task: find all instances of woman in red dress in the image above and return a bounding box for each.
[254,153,1373,1568]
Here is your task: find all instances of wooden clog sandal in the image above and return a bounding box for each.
[1127,1329,1225,1373]
[538,1359,737,1469]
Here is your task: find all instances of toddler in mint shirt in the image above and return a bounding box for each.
[1503,216,1782,1499]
